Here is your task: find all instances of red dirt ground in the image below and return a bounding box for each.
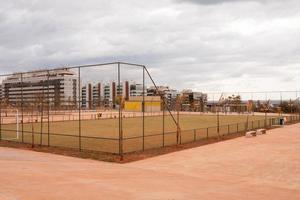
[0,124,299,200]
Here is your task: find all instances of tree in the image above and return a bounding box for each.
[224,95,242,112]
[278,100,298,113]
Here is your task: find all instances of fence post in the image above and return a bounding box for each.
[31,105,34,148]
[32,125,34,148]
[237,123,239,133]
[78,67,82,151]
[180,130,182,145]
[193,129,196,142]
[0,100,1,141]
[118,63,124,160]
[47,70,50,147]
[264,113,267,128]
[142,65,145,150]
[217,111,220,139]
[162,99,165,147]
[206,127,209,139]
[228,124,230,134]
[21,73,24,143]
[40,81,45,146]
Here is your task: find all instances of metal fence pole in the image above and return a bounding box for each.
[246,114,249,131]
[0,99,2,140]
[297,91,300,121]
[251,92,254,116]
[206,127,209,139]
[78,67,82,151]
[142,66,145,150]
[280,91,283,117]
[162,98,165,147]
[177,107,180,144]
[228,124,230,134]
[118,63,123,160]
[212,94,215,113]
[143,67,179,143]
[21,73,24,143]
[40,81,45,146]
[31,105,34,148]
[217,111,220,138]
[47,70,50,147]
[264,112,267,128]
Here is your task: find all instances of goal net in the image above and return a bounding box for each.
[1,109,20,141]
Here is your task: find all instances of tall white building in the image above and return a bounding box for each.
[81,81,126,109]
[147,86,180,108]
[1,69,78,108]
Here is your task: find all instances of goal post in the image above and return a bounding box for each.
[0,108,20,141]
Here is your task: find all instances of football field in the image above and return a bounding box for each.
[0,114,276,153]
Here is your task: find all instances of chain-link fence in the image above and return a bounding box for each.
[0,62,299,159]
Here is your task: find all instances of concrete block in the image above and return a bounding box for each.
[257,129,266,135]
[245,131,256,138]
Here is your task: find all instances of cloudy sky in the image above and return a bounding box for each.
[0,0,300,92]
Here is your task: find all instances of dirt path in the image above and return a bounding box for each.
[0,124,299,200]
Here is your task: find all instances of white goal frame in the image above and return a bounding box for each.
[1,108,20,140]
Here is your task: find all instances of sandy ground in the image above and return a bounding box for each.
[0,124,299,200]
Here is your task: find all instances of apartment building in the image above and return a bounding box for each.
[181,89,208,111]
[81,83,102,109]
[130,83,144,97]
[147,86,180,109]
[82,81,135,109]
[1,69,78,108]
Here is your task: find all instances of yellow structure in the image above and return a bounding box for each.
[124,96,161,112]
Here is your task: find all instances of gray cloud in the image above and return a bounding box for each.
[175,0,267,5]
[0,0,299,92]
